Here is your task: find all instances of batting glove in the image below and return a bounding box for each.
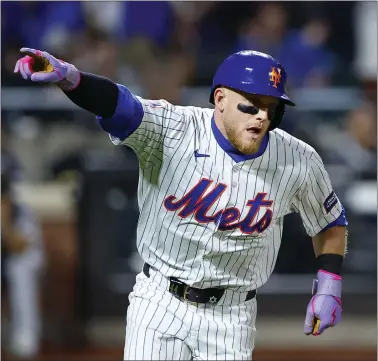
[14,47,80,91]
[304,270,343,336]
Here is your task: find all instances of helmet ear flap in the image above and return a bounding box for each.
[269,102,285,131]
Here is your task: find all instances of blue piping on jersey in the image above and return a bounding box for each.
[322,206,348,232]
[211,116,269,163]
[96,84,144,141]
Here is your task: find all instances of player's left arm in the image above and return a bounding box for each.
[291,151,348,336]
[312,225,346,258]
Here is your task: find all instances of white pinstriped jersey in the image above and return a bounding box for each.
[110,97,342,291]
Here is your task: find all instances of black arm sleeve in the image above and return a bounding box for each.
[63,72,119,118]
[316,253,343,275]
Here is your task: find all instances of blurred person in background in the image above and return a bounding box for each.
[233,4,336,89]
[73,1,177,84]
[280,16,336,88]
[1,134,45,361]
[233,3,288,60]
[334,100,377,180]
[69,26,119,81]
[118,1,175,49]
[139,53,192,104]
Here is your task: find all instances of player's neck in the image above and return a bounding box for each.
[213,111,228,140]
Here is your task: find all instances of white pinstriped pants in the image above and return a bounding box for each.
[124,266,257,360]
[5,248,43,358]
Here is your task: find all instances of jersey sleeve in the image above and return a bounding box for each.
[96,84,187,157]
[290,152,346,237]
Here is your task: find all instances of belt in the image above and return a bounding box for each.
[143,263,256,305]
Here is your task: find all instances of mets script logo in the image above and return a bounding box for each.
[164,178,274,235]
[269,67,281,88]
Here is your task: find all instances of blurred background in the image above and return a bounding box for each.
[1,1,377,360]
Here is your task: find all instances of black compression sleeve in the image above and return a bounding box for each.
[63,72,119,118]
[317,253,343,275]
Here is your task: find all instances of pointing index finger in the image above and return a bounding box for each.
[20,47,37,55]
[20,48,47,60]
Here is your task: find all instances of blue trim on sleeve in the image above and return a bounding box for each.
[322,205,348,232]
[96,84,144,141]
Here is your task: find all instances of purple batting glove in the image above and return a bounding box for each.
[14,47,80,91]
[304,270,343,336]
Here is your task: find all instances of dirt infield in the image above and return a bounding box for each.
[4,346,375,361]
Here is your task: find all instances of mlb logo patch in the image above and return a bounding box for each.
[323,191,338,213]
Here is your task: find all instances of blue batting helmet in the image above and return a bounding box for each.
[209,50,295,129]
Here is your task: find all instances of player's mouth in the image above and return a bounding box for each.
[246,126,263,139]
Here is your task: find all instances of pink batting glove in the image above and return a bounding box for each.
[304,270,343,336]
[14,47,81,91]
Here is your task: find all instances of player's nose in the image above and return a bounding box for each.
[254,107,269,122]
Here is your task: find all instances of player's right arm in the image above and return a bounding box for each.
[14,48,188,156]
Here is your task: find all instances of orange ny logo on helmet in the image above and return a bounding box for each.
[269,67,281,88]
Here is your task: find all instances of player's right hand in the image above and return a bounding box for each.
[14,47,81,91]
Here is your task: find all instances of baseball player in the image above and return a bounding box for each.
[1,146,45,360]
[15,48,348,360]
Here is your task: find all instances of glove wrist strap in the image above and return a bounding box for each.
[316,278,342,298]
[57,64,81,91]
[313,270,342,298]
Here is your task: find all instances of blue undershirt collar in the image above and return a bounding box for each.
[211,116,269,163]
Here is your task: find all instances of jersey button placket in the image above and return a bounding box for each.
[232,165,240,188]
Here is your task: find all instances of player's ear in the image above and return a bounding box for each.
[214,88,226,112]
